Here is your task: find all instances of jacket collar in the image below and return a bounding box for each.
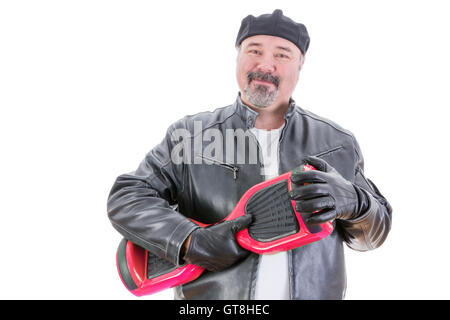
[234,93,297,129]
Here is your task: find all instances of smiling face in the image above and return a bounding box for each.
[236,34,304,109]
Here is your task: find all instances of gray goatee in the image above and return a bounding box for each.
[244,71,280,108]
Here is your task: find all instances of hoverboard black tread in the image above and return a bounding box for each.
[147,251,178,280]
[245,180,300,242]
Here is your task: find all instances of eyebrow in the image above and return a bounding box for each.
[276,46,292,53]
[245,42,293,53]
[246,42,262,48]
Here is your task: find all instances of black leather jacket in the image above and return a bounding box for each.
[107,95,392,300]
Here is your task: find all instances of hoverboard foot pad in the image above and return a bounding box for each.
[245,180,299,242]
[147,251,177,279]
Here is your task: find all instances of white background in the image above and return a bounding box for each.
[1,0,449,299]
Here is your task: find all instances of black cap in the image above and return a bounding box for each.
[235,9,310,55]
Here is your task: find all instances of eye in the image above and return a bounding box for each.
[276,53,290,59]
[248,49,261,55]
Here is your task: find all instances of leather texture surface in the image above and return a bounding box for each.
[107,95,392,300]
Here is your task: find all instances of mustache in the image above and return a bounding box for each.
[247,71,280,88]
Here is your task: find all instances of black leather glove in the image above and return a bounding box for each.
[290,156,370,225]
[182,215,253,272]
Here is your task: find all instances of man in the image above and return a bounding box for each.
[107,9,392,300]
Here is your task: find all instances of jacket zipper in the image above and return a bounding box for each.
[246,128,263,300]
[278,118,294,300]
[195,154,239,180]
[277,118,288,175]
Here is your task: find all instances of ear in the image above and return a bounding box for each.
[299,54,305,71]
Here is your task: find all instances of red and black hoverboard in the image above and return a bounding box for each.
[116,165,333,297]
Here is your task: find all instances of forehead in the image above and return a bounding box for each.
[240,34,301,55]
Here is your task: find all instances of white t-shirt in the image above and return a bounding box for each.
[249,123,290,300]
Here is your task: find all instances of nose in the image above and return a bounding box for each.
[256,55,276,74]
[256,62,276,74]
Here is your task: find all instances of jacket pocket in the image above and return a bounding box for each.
[194,154,239,180]
[313,145,344,158]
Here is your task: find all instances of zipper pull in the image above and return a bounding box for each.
[233,168,239,180]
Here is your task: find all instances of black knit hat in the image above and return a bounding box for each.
[235,9,310,55]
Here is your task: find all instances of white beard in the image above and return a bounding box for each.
[243,82,279,108]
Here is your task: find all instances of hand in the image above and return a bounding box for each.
[290,156,369,224]
[182,215,253,272]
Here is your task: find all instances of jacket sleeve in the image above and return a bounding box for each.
[107,124,198,266]
[339,138,393,251]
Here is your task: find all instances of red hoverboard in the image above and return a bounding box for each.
[116,165,333,296]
